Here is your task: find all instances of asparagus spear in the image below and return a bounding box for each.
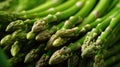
[18,0,65,15]
[15,0,46,12]
[81,13,120,57]
[49,35,85,64]
[18,0,77,19]
[46,0,112,50]
[45,0,97,50]
[104,41,120,60]
[48,10,120,64]
[1,30,27,54]
[94,40,120,67]
[8,53,26,67]
[24,43,45,63]
[93,24,120,67]
[27,0,85,40]
[10,41,21,56]
[31,0,85,33]
[93,51,105,67]
[54,1,120,38]
[105,54,120,67]
[0,34,13,47]
[5,19,38,32]
[35,21,64,41]
[35,50,53,67]
[67,51,80,67]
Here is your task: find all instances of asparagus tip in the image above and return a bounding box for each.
[81,42,101,58]
[35,30,51,41]
[26,31,35,40]
[49,47,71,65]
[32,20,48,33]
[10,41,20,56]
[52,37,64,47]
[36,54,49,67]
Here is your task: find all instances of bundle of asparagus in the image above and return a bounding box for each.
[0,0,120,67]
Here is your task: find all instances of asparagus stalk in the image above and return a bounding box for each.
[104,41,120,60]
[46,0,97,50]
[27,0,85,40]
[18,0,65,15]
[35,50,53,67]
[67,51,80,67]
[35,21,64,41]
[24,43,45,63]
[81,13,120,57]
[94,40,120,67]
[105,54,120,67]
[0,34,13,47]
[18,0,77,19]
[46,0,113,50]
[31,0,85,33]
[5,19,39,32]
[15,0,46,12]
[49,35,85,64]
[1,30,27,54]
[93,51,105,67]
[78,57,94,67]
[10,41,21,56]
[8,53,26,67]
[79,0,112,26]
[93,24,120,67]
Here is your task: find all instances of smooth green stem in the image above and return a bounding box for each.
[79,0,112,26]
[19,0,65,15]
[31,0,85,33]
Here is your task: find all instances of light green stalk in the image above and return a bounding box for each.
[81,13,120,57]
[46,0,97,50]
[19,0,77,19]
[15,0,46,12]
[10,41,21,56]
[31,0,85,33]
[18,0,65,15]
[27,0,85,40]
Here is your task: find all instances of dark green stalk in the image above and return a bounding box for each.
[67,51,80,67]
[8,53,26,67]
[24,43,45,63]
[35,50,53,67]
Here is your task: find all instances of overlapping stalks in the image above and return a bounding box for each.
[0,0,120,67]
